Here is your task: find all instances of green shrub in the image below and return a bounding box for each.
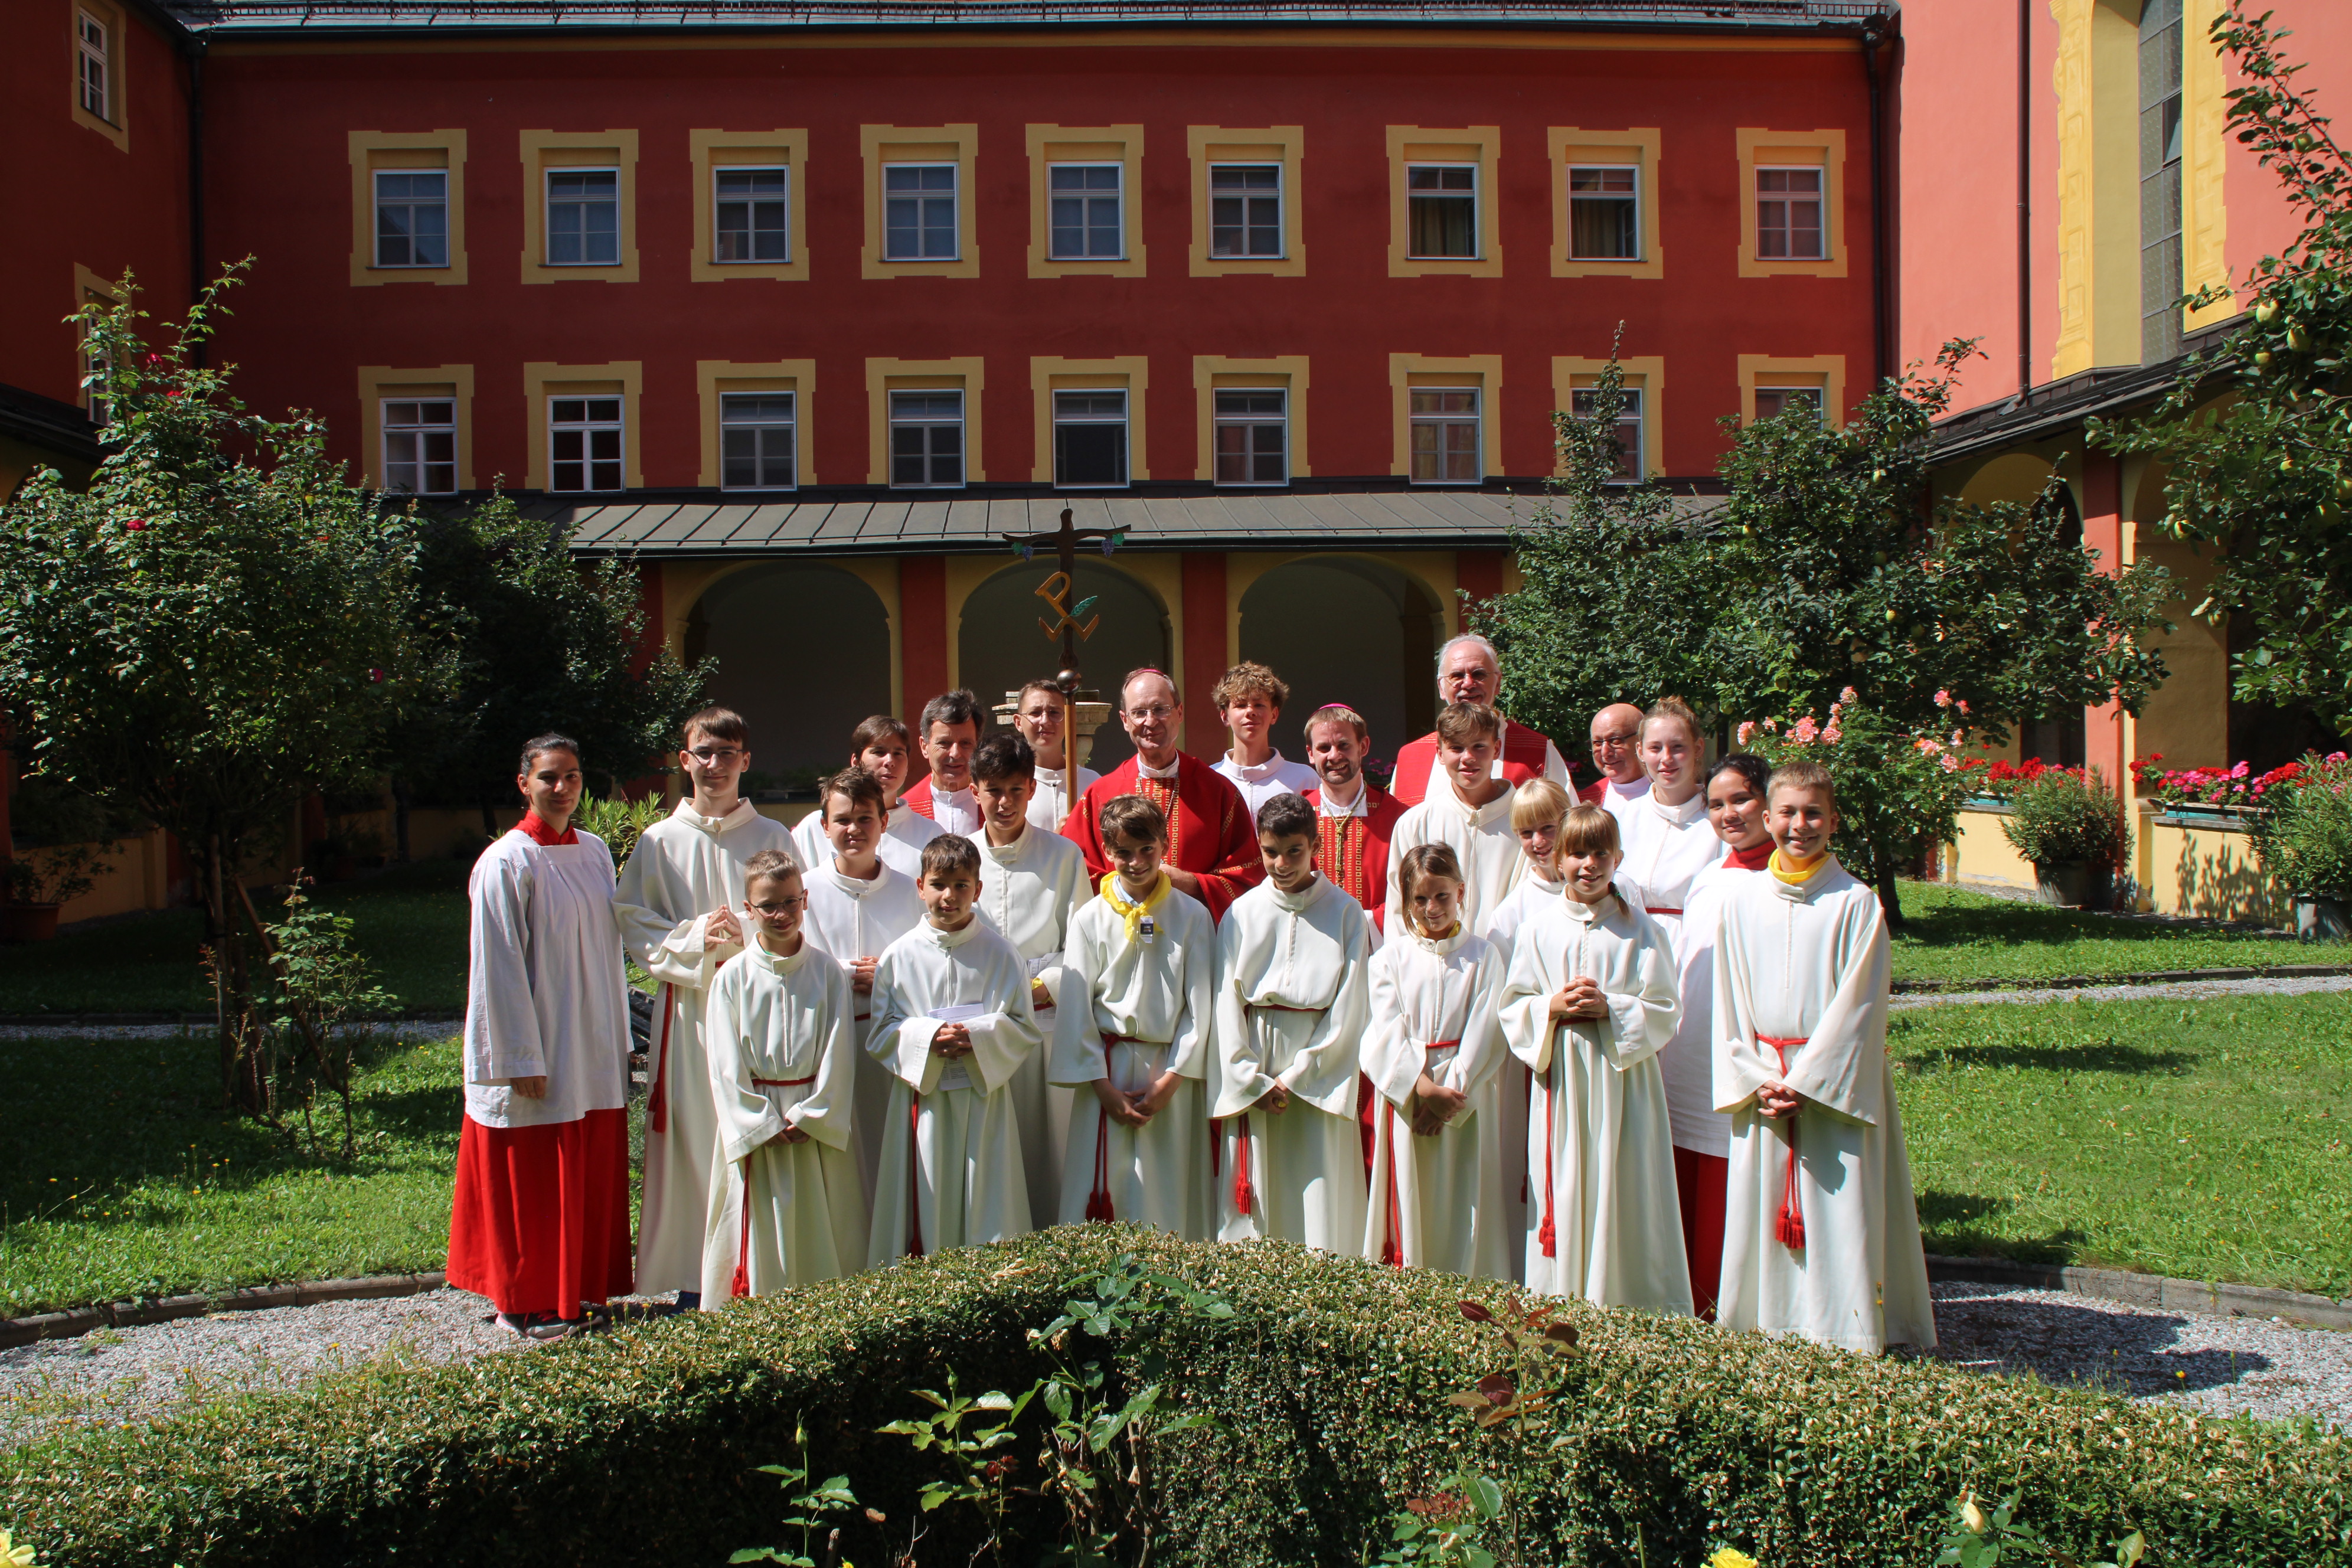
[572,792,667,869]
[1,1230,2344,1568]
[2001,767,2128,868]
[2252,754,2352,900]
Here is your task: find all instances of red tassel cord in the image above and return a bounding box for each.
[1537,1058,1557,1259]
[1757,1035,1809,1250]
[906,1095,926,1258]
[731,1074,818,1297]
[1086,1034,1145,1224]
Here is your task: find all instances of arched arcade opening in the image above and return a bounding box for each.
[1237,556,1445,770]
[683,562,893,778]
[955,560,1171,775]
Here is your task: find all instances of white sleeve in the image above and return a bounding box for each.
[1498,922,1555,1077]
[788,961,862,1152]
[464,848,547,1085]
[1047,921,1110,1087]
[1599,914,1680,1071]
[705,965,785,1164]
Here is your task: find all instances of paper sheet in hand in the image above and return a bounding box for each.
[930,1003,988,1092]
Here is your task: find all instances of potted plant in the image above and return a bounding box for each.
[2249,754,2352,941]
[2,842,116,942]
[1999,766,2125,909]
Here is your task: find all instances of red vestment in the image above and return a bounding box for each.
[1389,717,1564,806]
[1577,779,1608,805]
[1061,753,1260,922]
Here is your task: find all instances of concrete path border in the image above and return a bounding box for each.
[0,1271,447,1350]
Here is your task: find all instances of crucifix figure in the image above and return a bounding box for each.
[1001,505,1125,814]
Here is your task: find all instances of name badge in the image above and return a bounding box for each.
[1139,914,1157,945]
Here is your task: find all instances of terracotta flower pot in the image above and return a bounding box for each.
[1,902,63,943]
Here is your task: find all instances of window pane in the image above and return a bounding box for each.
[1056,422,1127,486]
[1409,193,1477,257]
[1055,390,1126,420]
[1568,167,1639,260]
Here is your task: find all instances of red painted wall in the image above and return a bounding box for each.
[2220,1,2352,289]
[195,30,1877,492]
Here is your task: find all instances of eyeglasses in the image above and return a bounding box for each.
[1592,732,1639,750]
[747,896,809,916]
[1125,705,1176,721]
[688,747,744,763]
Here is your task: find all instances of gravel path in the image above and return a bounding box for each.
[1892,972,2352,1010]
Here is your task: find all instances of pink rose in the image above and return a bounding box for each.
[1957,700,1970,716]
[1941,754,1959,772]
[1736,720,1758,746]
[1791,717,1820,744]
[1841,686,1858,704]
[1934,690,1950,707]
[1822,724,1843,744]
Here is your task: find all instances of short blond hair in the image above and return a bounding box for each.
[1556,803,1622,858]
[1509,778,1571,832]
[1302,703,1368,747]
[1768,758,1838,812]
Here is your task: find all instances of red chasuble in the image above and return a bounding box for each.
[1302,784,1407,934]
[1061,753,1260,922]
[899,775,943,819]
[1388,717,1561,807]
[1576,779,1608,805]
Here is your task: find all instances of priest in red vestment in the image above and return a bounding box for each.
[1062,668,1260,922]
[1389,633,1570,806]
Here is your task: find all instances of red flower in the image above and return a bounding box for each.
[368,668,386,683]
[123,518,148,531]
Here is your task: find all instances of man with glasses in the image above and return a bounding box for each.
[1579,701,1652,828]
[1060,668,1261,922]
[615,705,798,1313]
[1387,635,1571,807]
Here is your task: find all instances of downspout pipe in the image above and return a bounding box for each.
[1864,17,1889,392]
[2018,0,2033,397]
[187,35,208,364]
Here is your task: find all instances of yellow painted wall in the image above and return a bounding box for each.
[1949,803,2285,923]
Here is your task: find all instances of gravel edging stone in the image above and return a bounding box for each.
[0,1272,447,1350]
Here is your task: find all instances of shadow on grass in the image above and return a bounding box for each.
[1899,1037,2199,1075]
[1916,1191,2094,1271]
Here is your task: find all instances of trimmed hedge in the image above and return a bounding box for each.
[2,1229,2346,1566]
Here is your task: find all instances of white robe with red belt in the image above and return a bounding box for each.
[793,800,943,881]
[1384,785,1528,945]
[975,824,1093,1230]
[613,798,799,1296]
[1389,717,1569,807]
[1616,790,1732,1157]
[698,938,867,1302]
[801,860,926,1206]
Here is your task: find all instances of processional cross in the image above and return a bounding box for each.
[1001,505,1128,815]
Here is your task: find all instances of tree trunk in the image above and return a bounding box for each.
[205,834,267,1114]
[390,776,412,863]
[1874,851,1907,929]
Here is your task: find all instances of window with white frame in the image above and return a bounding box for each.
[1752,385,1824,422]
[382,398,458,495]
[1409,388,1479,484]
[721,393,796,489]
[1213,390,1286,486]
[714,166,789,263]
[1210,164,1283,259]
[81,326,109,429]
[1756,166,1825,260]
[550,397,623,492]
[545,169,620,266]
[1568,165,1639,260]
[884,164,958,260]
[890,391,964,488]
[374,171,449,269]
[1570,386,1644,482]
[76,9,109,121]
[1049,165,1122,260]
[1054,390,1128,487]
[1407,165,1478,259]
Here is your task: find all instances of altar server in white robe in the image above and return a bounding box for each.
[1616,698,1731,952]
[1478,776,1574,1277]
[801,766,927,1206]
[1502,803,1691,1314]
[1363,844,1511,1279]
[1051,793,1216,1236]
[867,835,1045,1262]
[1384,703,1528,944]
[448,734,635,1338]
[1213,793,1373,1251]
[969,731,1093,1226]
[1713,759,1935,1354]
[792,714,944,879]
[700,851,866,1302]
[613,706,799,1309]
[1014,679,1102,833]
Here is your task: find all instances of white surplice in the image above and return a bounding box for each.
[613,798,799,1296]
[976,824,1093,1229]
[1590,775,1652,834]
[463,829,632,1129]
[923,783,982,839]
[1713,858,1936,1353]
[1617,790,1732,1157]
[1211,875,1373,1252]
[1028,763,1103,834]
[697,939,867,1302]
[1483,871,1564,964]
[1667,860,1763,1160]
[1501,893,1691,1314]
[1213,749,1320,819]
[1049,883,1217,1237]
[1384,785,1528,944]
[801,860,927,1206]
[865,918,1043,1263]
[1474,866,1561,1278]
[793,801,943,882]
[1361,927,1511,1279]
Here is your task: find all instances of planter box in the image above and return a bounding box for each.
[2033,861,2112,910]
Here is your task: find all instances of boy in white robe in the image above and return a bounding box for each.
[792,714,943,879]
[1212,793,1373,1252]
[613,705,798,1310]
[1385,703,1528,944]
[1478,776,1574,1278]
[1210,661,1319,815]
[1712,759,1935,1354]
[699,851,866,1302]
[867,834,1045,1262]
[970,731,1093,1226]
[1501,803,1691,1315]
[1014,679,1103,834]
[1363,843,1511,1279]
[801,766,927,1206]
[1051,793,1217,1237]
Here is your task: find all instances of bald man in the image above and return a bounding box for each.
[1579,702,1652,825]
[1387,634,1571,808]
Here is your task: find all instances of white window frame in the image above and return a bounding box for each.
[1053,389,1130,490]
[1752,384,1825,423]
[1047,162,1125,262]
[381,397,459,496]
[1406,163,1481,261]
[888,390,966,489]
[1570,386,1644,484]
[713,164,790,264]
[1409,387,1481,485]
[720,391,798,491]
[544,166,622,267]
[883,162,960,262]
[76,9,109,122]
[81,329,109,429]
[548,396,625,493]
[373,169,450,270]
[1208,162,1285,260]
[1756,164,1827,261]
[1213,388,1288,487]
[1566,164,1642,262]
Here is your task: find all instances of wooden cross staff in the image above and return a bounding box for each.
[1002,505,1128,824]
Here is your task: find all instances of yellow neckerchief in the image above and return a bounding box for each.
[1100,871,1173,943]
[1770,848,1830,887]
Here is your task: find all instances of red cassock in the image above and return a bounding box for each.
[1388,717,1563,807]
[1061,753,1261,922]
[1577,778,1609,805]
[1304,782,1408,1172]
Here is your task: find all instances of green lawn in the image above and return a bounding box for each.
[1887,879,2317,988]
[0,859,471,1016]
[1893,989,2352,1297]
[0,1033,466,1318]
